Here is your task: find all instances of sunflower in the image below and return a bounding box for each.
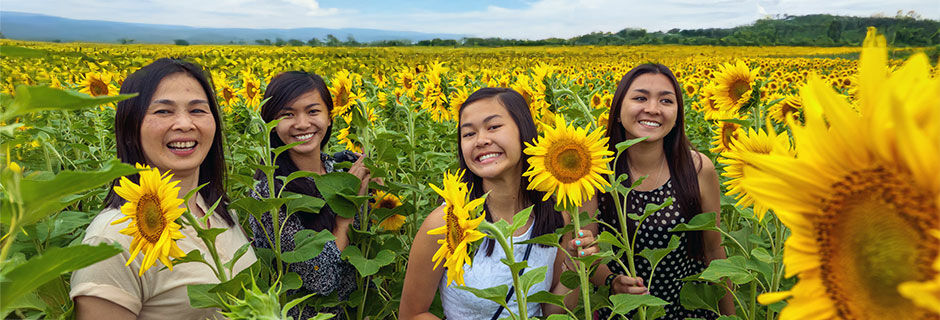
[709,111,747,154]
[898,230,940,314]
[330,70,363,119]
[337,126,362,153]
[712,61,758,112]
[523,114,614,208]
[79,72,118,97]
[768,94,803,124]
[239,73,262,111]
[717,127,794,221]
[112,164,187,276]
[427,170,487,286]
[373,190,406,231]
[747,28,940,319]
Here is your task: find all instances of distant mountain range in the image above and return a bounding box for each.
[0,11,466,44]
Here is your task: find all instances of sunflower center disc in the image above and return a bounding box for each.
[378,199,397,209]
[548,144,591,184]
[90,79,108,96]
[818,166,938,319]
[136,194,167,243]
[720,123,740,150]
[731,80,750,102]
[445,207,462,253]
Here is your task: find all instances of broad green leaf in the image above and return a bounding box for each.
[527,290,566,308]
[508,205,533,235]
[751,247,772,263]
[281,170,317,188]
[560,270,580,289]
[717,316,744,320]
[0,243,122,308]
[615,137,648,153]
[646,305,666,320]
[6,160,136,227]
[284,192,326,216]
[518,266,548,295]
[518,233,561,247]
[454,284,510,310]
[2,85,135,122]
[282,293,318,318]
[608,293,669,315]
[545,314,570,320]
[223,242,252,271]
[282,229,336,263]
[679,281,724,315]
[639,235,681,270]
[171,249,207,267]
[670,212,719,232]
[280,271,303,293]
[187,284,225,309]
[596,231,625,249]
[195,227,227,245]
[311,172,364,218]
[341,247,394,277]
[700,256,755,285]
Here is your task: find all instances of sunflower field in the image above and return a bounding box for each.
[1,27,939,320]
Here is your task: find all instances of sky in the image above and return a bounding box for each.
[3,0,938,39]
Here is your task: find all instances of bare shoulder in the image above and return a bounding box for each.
[690,150,716,175]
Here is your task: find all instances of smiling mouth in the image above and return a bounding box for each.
[639,120,661,128]
[293,132,316,141]
[167,141,197,151]
[476,152,502,163]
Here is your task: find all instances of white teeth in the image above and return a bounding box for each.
[478,153,500,161]
[294,133,314,140]
[168,141,196,149]
[639,120,661,127]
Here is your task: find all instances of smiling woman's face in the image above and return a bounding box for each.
[140,72,216,177]
[459,97,523,180]
[619,73,678,142]
[274,90,331,158]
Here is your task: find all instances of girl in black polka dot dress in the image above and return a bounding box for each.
[577,64,735,319]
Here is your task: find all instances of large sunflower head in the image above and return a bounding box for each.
[522,114,614,208]
[80,72,118,97]
[717,127,794,221]
[712,61,758,112]
[748,27,940,319]
[427,170,487,286]
[768,94,803,124]
[111,164,187,276]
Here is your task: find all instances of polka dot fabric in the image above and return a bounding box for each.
[597,179,716,320]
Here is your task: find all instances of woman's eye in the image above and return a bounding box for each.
[192,108,210,114]
[633,96,647,102]
[488,124,502,130]
[154,109,171,114]
[661,99,674,104]
[279,112,293,118]
[309,109,320,115]
[461,131,475,138]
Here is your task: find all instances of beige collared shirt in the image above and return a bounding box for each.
[70,195,257,319]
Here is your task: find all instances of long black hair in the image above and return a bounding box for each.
[253,71,336,232]
[600,63,705,260]
[457,87,564,256]
[104,58,234,226]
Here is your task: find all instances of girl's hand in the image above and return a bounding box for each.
[348,153,371,196]
[568,229,599,258]
[610,275,649,295]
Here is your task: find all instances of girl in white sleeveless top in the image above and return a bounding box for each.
[400,88,597,319]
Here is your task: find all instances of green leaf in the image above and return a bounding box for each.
[646,305,666,320]
[2,85,136,122]
[195,228,228,245]
[341,247,394,277]
[454,284,510,310]
[5,160,136,227]
[0,243,122,308]
[751,247,772,263]
[283,192,326,216]
[282,229,336,263]
[527,290,566,308]
[518,233,561,247]
[615,137,648,153]
[281,170,317,188]
[311,172,364,218]
[717,316,744,320]
[670,212,719,232]
[700,256,755,285]
[545,314,570,320]
[717,118,753,127]
[187,284,225,309]
[282,293,318,318]
[518,266,548,295]
[280,271,303,293]
[0,45,47,58]
[223,243,252,271]
[608,294,669,315]
[639,235,681,270]
[679,281,724,315]
[560,270,580,289]
[171,249,207,267]
[596,231,625,249]
[508,205,533,235]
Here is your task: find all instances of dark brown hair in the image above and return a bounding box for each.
[601,63,704,260]
[104,58,233,225]
[253,71,336,231]
[457,87,563,256]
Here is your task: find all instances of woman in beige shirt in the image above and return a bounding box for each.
[70,58,256,319]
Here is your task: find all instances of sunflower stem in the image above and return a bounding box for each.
[181,209,229,282]
[568,204,594,320]
[478,221,527,320]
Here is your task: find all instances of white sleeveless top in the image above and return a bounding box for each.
[439,223,557,319]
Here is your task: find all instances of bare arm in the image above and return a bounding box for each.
[696,152,735,316]
[75,296,136,320]
[399,206,447,320]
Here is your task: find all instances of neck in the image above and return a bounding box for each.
[626,139,666,173]
[481,174,527,223]
[172,169,204,217]
[290,150,324,174]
